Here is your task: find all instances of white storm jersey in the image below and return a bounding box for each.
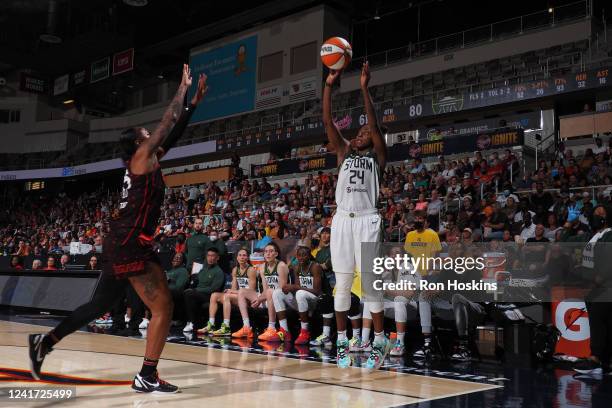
[236,276,250,289]
[335,151,380,212]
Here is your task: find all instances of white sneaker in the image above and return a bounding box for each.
[361,339,373,352]
[390,340,405,356]
[183,322,193,332]
[139,318,150,329]
[349,336,363,352]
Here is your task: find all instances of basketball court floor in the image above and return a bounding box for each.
[0,314,609,407]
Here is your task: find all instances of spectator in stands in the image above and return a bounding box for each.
[10,256,23,270]
[184,218,210,272]
[518,212,536,241]
[12,240,30,257]
[593,137,606,156]
[166,253,189,323]
[86,256,98,270]
[182,247,225,333]
[59,254,70,270]
[175,233,186,254]
[44,256,57,271]
[187,185,199,212]
[545,213,562,240]
[484,202,508,240]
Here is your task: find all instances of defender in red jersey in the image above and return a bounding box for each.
[28,64,208,394]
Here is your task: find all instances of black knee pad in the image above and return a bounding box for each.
[348,293,361,318]
[318,293,334,314]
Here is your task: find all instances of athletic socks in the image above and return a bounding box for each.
[243,318,250,328]
[323,325,331,337]
[209,318,215,325]
[352,328,361,339]
[374,331,386,344]
[268,322,276,329]
[337,330,347,342]
[397,332,405,345]
[362,327,371,343]
[300,322,309,330]
[43,332,58,348]
[280,319,289,331]
[139,357,158,378]
[223,319,230,326]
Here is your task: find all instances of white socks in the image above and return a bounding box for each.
[280,319,289,331]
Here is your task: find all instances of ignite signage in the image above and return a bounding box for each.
[390,128,524,160]
[251,155,337,177]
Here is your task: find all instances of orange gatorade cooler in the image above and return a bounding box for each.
[483,252,506,279]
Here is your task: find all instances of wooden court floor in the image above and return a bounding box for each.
[0,320,500,407]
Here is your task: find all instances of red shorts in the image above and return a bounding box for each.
[104,232,161,279]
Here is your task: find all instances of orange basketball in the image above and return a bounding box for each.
[320,37,352,70]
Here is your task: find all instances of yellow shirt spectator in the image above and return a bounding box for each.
[404,228,442,275]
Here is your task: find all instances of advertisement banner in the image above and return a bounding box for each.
[417,111,542,140]
[112,48,134,75]
[73,69,87,86]
[53,74,69,96]
[387,128,524,161]
[552,287,591,358]
[289,76,317,102]
[189,35,257,122]
[255,84,282,109]
[251,154,337,177]
[90,57,110,83]
[19,72,47,94]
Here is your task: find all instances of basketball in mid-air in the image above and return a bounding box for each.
[320,37,352,70]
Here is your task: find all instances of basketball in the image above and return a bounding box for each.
[320,37,352,70]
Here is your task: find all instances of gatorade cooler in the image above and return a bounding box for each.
[483,252,506,279]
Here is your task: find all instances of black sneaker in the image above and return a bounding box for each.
[451,345,472,362]
[28,334,53,380]
[573,359,603,376]
[412,338,434,360]
[132,372,179,393]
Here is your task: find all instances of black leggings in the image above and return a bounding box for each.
[586,301,612,365]
[51,272,130,341]
[452,294,486,337]
[183,289,211,323]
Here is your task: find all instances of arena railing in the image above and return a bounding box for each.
[346,0,590,72]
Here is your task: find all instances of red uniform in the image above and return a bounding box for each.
[105,164,165,278]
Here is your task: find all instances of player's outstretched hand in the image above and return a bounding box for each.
[326,69,341,87]
[180,64,192,88]
[360,61,370,89]
[190,72,208,106]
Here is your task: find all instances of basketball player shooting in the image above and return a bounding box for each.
[27,64,208,394]
[323,61,390,370]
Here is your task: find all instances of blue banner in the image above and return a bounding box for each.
[189,35,257,122]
